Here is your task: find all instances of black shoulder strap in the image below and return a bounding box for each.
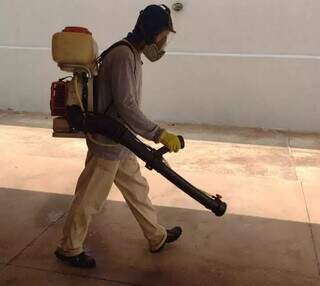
[93,41,137,115]
[96,40,137,73]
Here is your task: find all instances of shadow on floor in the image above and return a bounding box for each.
[0,187,319,286]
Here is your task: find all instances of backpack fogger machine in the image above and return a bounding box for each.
[50,27,227,217]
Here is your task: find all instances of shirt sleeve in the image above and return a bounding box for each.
[110,48,162,142]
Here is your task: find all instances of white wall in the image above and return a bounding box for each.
[1,0,320,132]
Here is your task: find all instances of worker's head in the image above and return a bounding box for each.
[127,4,176,62]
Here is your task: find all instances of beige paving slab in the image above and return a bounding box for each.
[1,115,296,182]
[0,125,87,159]
[0,124,298,200]
[296,167,320,184]
[161,122,289,148]
[0,154,84,194]
[289,129,320,184]
[93,166,308,223]
[140,139,296,181]
[291,150,320,183]
[0,188,71,264]
[0,266,132,286]
[143,170,308,222]
[12,199,318,281]
[301,183,320,225]
[0,150,119,200]
[1,124,295,182]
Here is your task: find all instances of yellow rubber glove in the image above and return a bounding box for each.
[159,130,182,153]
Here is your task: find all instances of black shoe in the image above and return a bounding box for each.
[152,226,182,253]
[54,249,96,268]
[166,226,183,243]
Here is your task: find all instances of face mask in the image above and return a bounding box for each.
[143,43,166,62]
[143,30,169,62]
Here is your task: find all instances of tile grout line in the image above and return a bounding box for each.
[6,213,67,266]
[298,179,320,277]
[287,133,320,276]
[299,180,320,276]
[286,133,299,182]
[5,264,142,286]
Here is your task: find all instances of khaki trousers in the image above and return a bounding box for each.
[59,151,167,256]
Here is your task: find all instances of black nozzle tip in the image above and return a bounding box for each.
[213,202,227,217]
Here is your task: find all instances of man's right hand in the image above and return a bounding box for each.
[159,130,182,153]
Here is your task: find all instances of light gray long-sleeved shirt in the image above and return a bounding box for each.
[86,40,162,160]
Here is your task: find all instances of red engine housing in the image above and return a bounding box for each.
[50,80,69,116]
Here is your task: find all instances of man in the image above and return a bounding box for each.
[55,4,183,268]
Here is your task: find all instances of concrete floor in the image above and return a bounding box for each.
[0,111,320,286]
